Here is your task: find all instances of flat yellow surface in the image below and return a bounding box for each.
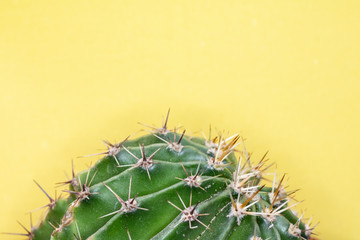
[0,1,359,239]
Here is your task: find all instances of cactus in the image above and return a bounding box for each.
[3,110,317,240]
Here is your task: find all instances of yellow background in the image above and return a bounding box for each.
[0,1,359,239]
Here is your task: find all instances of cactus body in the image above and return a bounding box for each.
[9,118,316,240]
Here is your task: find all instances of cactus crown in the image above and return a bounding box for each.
[3,111,317,240]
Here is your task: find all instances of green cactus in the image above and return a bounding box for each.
[4,111,317,240]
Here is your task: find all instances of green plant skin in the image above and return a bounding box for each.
[28,132,309,240]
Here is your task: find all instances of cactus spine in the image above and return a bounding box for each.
[4,111,317,240]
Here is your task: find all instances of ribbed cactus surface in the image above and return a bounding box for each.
[5,113,317,240]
